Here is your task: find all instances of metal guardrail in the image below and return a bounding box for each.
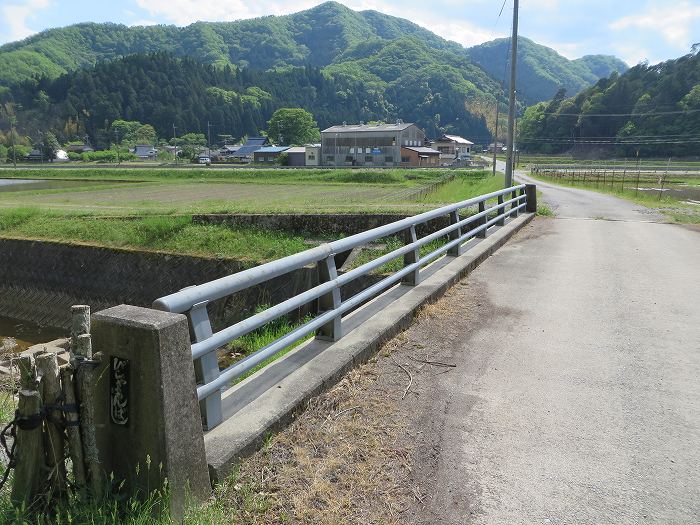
[154,184,534,430]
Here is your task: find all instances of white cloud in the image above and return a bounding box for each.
[134,0,320,25]
[133,0,501,48]
[610,1,700,50]
[1,0,51,42]
[130,19,160,27]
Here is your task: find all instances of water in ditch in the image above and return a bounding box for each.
[0,316,65,355]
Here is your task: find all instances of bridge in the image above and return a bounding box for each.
[19,170,697,521]
[404,162,699,523]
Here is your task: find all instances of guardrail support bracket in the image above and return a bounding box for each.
[316,256,342,341]
[447,211,463,256]
[402,225,421,285]
[190,301,223,430]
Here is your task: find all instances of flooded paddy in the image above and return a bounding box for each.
[0,178,123,193]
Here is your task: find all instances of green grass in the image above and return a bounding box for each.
[418,171,504,203]
[222,308,315,384]
[537,203,554,216]
[530,172,700,223]
[0,167,465,186]
[0,210,310,263]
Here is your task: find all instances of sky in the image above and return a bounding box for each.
[0,0,698,66]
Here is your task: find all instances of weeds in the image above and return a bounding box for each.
[537,204,554,216]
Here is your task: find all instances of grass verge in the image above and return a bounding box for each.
[0,209,310,263]
[529,173,700,224]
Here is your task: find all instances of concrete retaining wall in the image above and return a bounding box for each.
[0,238,380,330]
[193,213,455,237]
[0,239,316,330]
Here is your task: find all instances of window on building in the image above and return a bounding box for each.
[308,153,316,160]
[401,156,410,163]
[326,155,334,162]
[385,156,393,163]
[366,147,371,153]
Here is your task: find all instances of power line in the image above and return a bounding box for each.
[540,108,700,118]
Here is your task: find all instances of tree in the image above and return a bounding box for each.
[266,108,320,145]
[171,132,206,161]
[40,131,60,161]
[110,120,157,146]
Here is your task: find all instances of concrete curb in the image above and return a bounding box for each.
[204,212,535,482]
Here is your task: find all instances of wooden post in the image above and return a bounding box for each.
[11,356,44,506]
[71,305,90,345]
[74,333,106,500]
[35,353,67,498]
[60,364,86,490]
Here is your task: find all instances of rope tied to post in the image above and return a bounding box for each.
[0,400,81,492]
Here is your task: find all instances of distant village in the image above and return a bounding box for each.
[27,121,506,168]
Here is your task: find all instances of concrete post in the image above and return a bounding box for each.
[525,184,537,213]
[91,305,210,519]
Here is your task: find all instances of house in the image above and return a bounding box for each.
[26,149,45,162]
[320,121,426,167]
[133,145,157,160]
[487,142,506,153]
[230,137,271,162]
[285,146,307,167]
[431,134,473,162]
[305,144,321,166]
[66,143,94,154]
[252,146,290,164]
[218,145,240,158]
[400,146,441,167]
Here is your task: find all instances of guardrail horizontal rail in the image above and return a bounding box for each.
[154,184,529,430]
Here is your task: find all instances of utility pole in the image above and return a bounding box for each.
[492,103,500,176]
[505,0,519,188]
[172,123,177,164]
[114,128,120,165]
[207,121,212,157]
[10,116,17,168]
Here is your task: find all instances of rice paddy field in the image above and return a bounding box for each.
[0,167,504,261]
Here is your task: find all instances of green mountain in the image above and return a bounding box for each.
[466,37,628,105]
[0,2,464,88]
[0,1,629,147]
[518,49,700,157]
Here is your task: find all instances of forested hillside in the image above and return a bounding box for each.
[0,1,629,148]
[518,48,700,157]
[9,51,494,149]
[466,37,628,105]
[0,2,461,88]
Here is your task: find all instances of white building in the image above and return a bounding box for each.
[430,134,473,162]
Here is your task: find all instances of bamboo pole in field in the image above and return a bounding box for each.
[35,353,67,497]
[74,333,105,500]
[60,364,86,490]
[11,356,44,506]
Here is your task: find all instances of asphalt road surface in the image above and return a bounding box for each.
[406,162,700,524]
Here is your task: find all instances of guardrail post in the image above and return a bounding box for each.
[316,256,342,341]
[525,184,537,212]
[510,189,519,218]
[476,201,487,238]
[447,210,463,256]
[189,301,222,430]
[91,305,211,520]
[402,225,421,285]
[496,194,506,226]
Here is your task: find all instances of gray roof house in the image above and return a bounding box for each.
[321,121,426,167]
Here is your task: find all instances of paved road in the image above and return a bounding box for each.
[407,162,700,524]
